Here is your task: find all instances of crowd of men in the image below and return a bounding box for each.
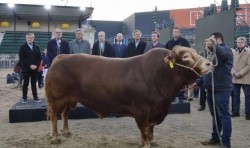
[17,26,250,148]
[17,27,173,104]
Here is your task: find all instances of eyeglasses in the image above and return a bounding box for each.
[56,32,61,33]
[237,42,243,43]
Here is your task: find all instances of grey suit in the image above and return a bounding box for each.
[144,42,165,53]
[69,39,91,54]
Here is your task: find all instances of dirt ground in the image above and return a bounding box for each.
[0,68,249,148]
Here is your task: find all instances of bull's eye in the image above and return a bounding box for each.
[182,55,188,59]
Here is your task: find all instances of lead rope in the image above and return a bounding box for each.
[211,70,223,148]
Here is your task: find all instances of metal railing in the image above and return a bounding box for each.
[0,54,18,68]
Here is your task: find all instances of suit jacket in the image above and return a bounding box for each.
[19,42,41,72]
[125,40,146,57]
[144,42,165,53]
[92,41,113,57]
[231,46,250,84]
[47,38,70,64]
[165,37,190,50]
[112,43,127,58]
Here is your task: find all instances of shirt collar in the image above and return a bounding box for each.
[77,39,83,43]
[135,40,140,43]
[236,46,246,51]
[153,41,158,46]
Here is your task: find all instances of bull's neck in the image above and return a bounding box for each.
[156,64,197,99]
[141,50,198,101]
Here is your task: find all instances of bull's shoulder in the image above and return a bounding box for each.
[141,48,170,73]
[143,48,170,59]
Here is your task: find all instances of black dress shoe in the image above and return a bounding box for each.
[223,145,231,148]
[201,139,220,145]
[197,107,205,111]
[231,113,240,117]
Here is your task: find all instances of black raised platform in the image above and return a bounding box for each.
[9,99,190,123]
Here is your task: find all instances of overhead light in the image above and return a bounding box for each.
[8,3,15,8]
[45,5,51,10]
[80,7,85,11]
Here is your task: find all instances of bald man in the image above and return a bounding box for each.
[47,28,70,64]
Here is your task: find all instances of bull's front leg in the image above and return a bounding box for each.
[61,105,71,137]
[139,125,150,148]
[50,112,61,144]
[148,125,158,147]
[135,119,150,148]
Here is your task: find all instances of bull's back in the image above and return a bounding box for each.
[45,54,147,111]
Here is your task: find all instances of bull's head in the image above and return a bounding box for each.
[164,46,213,77]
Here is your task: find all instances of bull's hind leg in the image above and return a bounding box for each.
[61,104,71,137]
[50,111,61,144]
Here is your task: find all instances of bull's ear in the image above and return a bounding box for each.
[164,52,176,68]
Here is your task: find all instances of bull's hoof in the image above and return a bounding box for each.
[150,141,159,147]
[50,137,61,144]
[141,144,151,148]
[62,131,71,137]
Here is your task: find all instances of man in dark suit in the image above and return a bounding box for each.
[92,31,113,57]
[47,28,70,65]
[112,33,127,58]
[19,32,41,103]
[165,27,191,50]
[125,29,146,57]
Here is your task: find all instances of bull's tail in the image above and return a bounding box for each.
[45,94,51,122]
[44,78,51,122]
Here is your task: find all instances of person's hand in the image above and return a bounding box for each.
[30,65,37,70]
[205,35,217,51]
[192,83,197,87]
[234,73,242,78]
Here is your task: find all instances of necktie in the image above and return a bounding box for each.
[117,43,121,56]
[29,43,33,50]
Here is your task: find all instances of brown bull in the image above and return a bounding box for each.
[45,46,212,147]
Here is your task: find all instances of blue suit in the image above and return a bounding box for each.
[112,43,127,58]
[41,53,50,68]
